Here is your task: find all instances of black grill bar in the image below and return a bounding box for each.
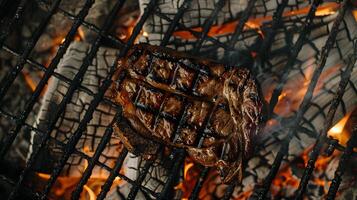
[181,0,256,200]
[0,0,27,49]
[0,174,40,199]
[0,0,61,103]
[187,0,258,198]
[0,44,121,110]
[0,0,354,199]
[126,157,155,200]
[97,149,129,200]
[222,181,236,200]
[0,107,159,198]
[55,0,159,199]
[70,125,113,200]
[258,0,289,60]
[227,0,257,48]
[222,1,290,197]
[294,37,356,199]
[256,1,350,199]
[153,12,235,52]
[125,1,193,199]
[157,1,237,197]
[39,0,134,197]
[188,167,209,200]
[192,0,226,54]
[267,0,322,115]
[0,0,95,162]
[160,0,192,46]
[326,120,357,200]
[158,149,186,200]
[37,0,126,48]
[7,0,127,198]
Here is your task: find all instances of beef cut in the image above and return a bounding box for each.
[111,44,263,183]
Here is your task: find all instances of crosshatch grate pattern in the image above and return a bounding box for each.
[0,0,356,200]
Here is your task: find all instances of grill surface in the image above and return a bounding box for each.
[0,0,356,199]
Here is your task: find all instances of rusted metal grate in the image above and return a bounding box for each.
[0,0,356,199]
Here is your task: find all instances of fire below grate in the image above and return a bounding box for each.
[0,0,357,199]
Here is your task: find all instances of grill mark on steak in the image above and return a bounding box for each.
[112,44,263,183]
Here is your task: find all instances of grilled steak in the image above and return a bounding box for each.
[111,44,263,183]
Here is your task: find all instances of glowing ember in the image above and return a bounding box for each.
[173,3,339,40]
[184,162,194,180]
[142,31,149,37]
[35,146,123,200]
[83,185,96,200]
[22,71,37,92]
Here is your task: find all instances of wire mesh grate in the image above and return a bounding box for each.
[0,0,356,199]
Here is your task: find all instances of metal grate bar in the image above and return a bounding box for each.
[326,123,357,200]
[258,0,289,59]
[70,124,113,199]
[267,0,323,114]
[61,1,159,199]
[222,181,236,200]
[160,0,192,46]
[158,149,186,200]
[0,0,61,103]
[154,12,235,52]
[0,107,161,197]
[37,0,126,48]
[126,155,156,200]
[38,0,133,197]
[294,38,356,199]
[96,148,129,200]
[192,0,226,54]
[0,174,40,199]
[0,0,27,49]
[158,1,233,197]
[269,0,322,115]
[0,44,121,110]
[7,0,126,198]
[0,0,95,162]
[222,1,289,197]
[125,1,193,199]
[188,167,209,200]
[256,1,350,199]
[227,0,257,48]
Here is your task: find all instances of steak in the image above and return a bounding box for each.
[111,44,263,183]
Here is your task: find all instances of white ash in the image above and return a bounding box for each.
[27,41,121,177]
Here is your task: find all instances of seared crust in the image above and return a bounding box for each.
[112,44,263,183]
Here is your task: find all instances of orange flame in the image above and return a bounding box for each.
[328,113,351,146]
[173,3,339,40]
[22,71,37,92]
[35,146,123,200]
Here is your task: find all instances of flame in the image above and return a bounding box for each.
[272,168,299,195]
[173,3,339,40]
[328,113,351,145]
[184,162,194,180]
[264,61,342,118]
[83,185,96,200]
[174,159,198,199]
[328,108,357,151]
[270,145,338,197]
[142,31,149,37]
[36,172,123,200]
[22,71,37,92]
[35,146,123,200]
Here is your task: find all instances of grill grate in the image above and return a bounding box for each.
[0,0,356,199]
